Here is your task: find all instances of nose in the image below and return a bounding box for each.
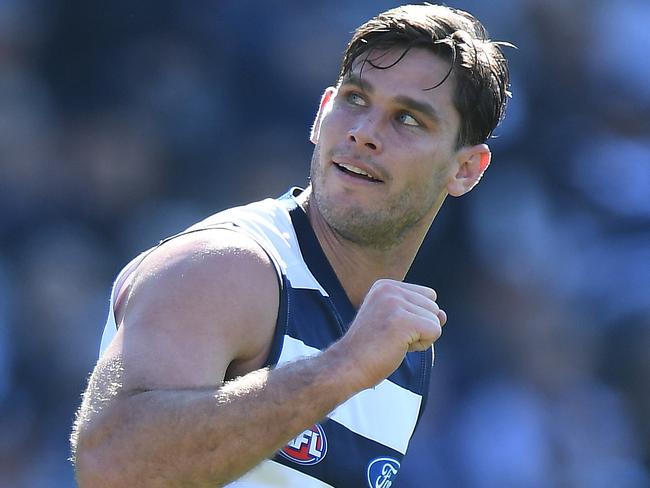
[347,116,382,152]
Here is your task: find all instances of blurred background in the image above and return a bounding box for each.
[0,0,648,486]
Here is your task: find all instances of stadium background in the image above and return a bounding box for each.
[0,1,649,486]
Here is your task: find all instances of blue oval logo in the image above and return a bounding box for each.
[367,457,400,488]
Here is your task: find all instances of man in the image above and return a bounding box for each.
[72,4,511,487]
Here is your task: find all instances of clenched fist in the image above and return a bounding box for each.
[331,279,447,391]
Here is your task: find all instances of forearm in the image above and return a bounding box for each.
[74,346,355,488]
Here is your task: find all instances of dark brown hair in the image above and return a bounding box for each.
[339,4,512,147]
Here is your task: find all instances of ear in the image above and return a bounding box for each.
[310,87,336,144]
[446,144,491,197]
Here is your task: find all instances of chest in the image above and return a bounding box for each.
[267,287,427,487]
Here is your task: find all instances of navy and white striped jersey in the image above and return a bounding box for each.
[99,188,432,488]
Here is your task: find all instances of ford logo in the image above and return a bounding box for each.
[367,457,400,488]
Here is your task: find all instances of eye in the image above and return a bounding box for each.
[398,112,421,127]
[347,92,367,107]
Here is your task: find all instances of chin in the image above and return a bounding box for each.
[315,192,405,248]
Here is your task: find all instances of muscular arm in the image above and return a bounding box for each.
[72,229,447,487]
[72,230,357,487]
[74,345,352,488]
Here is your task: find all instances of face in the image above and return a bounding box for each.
[309,47,465,249]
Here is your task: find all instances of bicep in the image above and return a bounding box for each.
[99,229,280,394]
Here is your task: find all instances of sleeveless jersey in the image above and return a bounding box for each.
[98,188,432,488]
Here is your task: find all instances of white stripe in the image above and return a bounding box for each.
[98,315,117,357]
[201,200,329,296]
[98,272,124,357]
[99,250,150,357]
[226,459,334,488]
[277,336,421,454]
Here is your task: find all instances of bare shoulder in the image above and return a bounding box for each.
[107,228,280,391]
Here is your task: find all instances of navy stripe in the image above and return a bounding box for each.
[285,287,343,347]
[285,200,357,327]
[272,417,404,488]
[414,346,433,428]
[263,273,289,368]
[284,287,428,396]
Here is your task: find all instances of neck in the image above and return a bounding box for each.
[296,186,447,308]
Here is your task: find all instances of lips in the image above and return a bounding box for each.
[332,159,384,183]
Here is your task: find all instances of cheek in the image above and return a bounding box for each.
[401,152,451,190]
[320,106,356,140]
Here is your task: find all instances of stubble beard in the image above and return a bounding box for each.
[309,147,442,251]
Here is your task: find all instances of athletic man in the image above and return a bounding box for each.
[72,4,511,487]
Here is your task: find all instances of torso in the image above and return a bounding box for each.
[99,188,432,488]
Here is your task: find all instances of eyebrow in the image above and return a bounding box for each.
[340,73,442,125]
[341,73,374,93]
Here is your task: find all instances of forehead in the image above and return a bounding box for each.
[348,47,454,95]
[345,47,459,125]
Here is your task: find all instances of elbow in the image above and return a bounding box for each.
[74,446,107,488]
[72,424,122,488]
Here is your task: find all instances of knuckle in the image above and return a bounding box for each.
[373,279,395,294]
[437,309,447,325]
[384,294,404,309]
[432,318,443,339]
[428,287,438,301]
[434,325,442,340]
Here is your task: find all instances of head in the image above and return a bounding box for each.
[308,4,512,249]
[339,4,512,149]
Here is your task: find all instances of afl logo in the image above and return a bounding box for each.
[278,424,327,466]
[367,457,400,488]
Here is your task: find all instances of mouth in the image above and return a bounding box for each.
[333,161,384,183]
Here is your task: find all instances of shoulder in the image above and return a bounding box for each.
[122,227,279,317]
[111,227,280,387]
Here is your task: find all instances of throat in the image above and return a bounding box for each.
[315,218,407,307]
[300,185,416,307]
[326,246,407,309]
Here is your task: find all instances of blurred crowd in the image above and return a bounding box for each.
[0,1,648,486]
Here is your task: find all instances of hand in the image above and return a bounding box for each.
[332,279,447,391]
